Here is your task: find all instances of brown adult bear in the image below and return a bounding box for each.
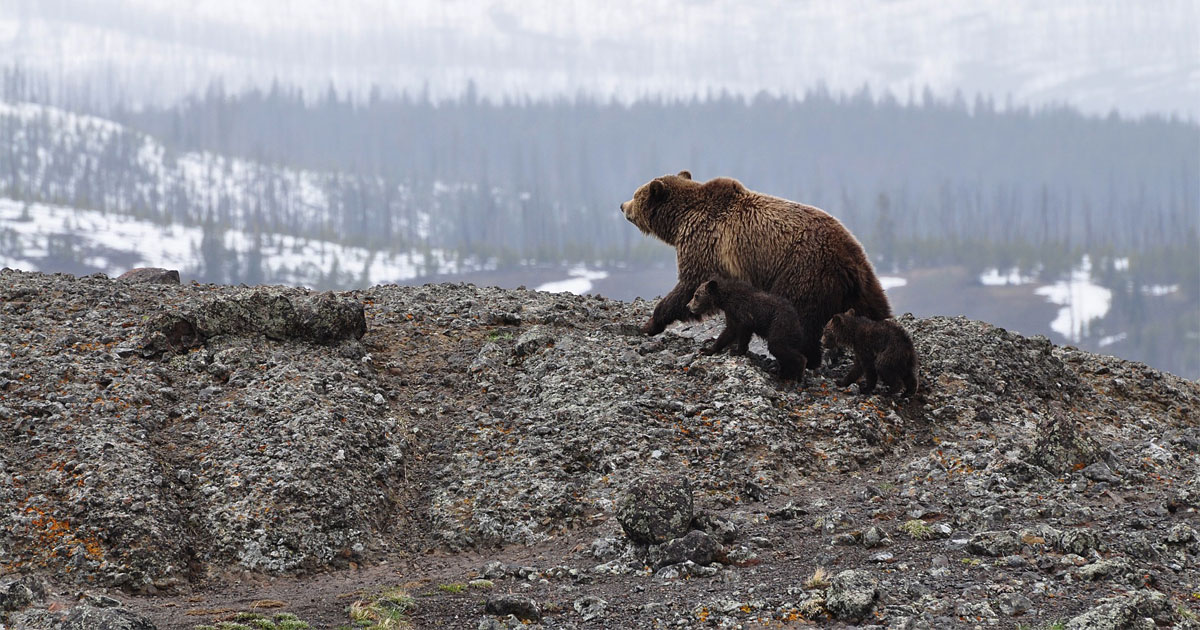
[821,309,918,396]
[686,276,808,381]
[620,171,892,368]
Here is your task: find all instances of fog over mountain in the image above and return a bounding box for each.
[2,0,1197,118]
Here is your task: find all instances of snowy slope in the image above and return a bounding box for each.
[0,198,470,288]
[1,0,1195,118]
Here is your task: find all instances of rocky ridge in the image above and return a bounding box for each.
[0,268,1196,629]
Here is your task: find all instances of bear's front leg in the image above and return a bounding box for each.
[703,324,739,355]
[838,362,863,388]
[642,280,701,335]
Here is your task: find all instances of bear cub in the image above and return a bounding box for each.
[686,276,808,381]
[821,309,919,396]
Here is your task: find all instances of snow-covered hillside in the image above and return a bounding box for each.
[0,198,475,288]
[2,0,1195,118]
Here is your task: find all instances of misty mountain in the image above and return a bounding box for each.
[2,0,1196,118]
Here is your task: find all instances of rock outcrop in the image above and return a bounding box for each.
[0,269,1196,629]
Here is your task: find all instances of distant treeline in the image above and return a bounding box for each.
[2,68,1197,285]
[124,82,1198,272]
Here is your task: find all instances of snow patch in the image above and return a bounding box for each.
[536,266,608,295]
[980,268,1036,286]
[879,276,907,291]
[1034,255,1112,343]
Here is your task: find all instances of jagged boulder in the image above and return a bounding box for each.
[616,476,694,545]
[825,569,880,621]
[117,268,180,285]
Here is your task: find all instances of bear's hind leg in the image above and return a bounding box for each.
[838,362,863,388]
[859,363,879,395]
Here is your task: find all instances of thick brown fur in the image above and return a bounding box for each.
[821,309,918,396]
[687,276,809,381]
[620,171,892,368]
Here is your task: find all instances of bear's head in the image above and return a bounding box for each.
[687,276,723,315]
[820,308,858,349]
[619,170,694,244]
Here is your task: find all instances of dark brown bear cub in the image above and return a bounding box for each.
[821,309,918,396]
[687,276,808,381]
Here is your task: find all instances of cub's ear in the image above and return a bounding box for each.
[648,178,670,205]
[704,279,720,295]
[845,308,857,318]
[677,170,692,180]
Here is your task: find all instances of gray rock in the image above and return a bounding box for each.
[513,326,555,357]
[1058,528,1102,555]
[1077,557,1132,581]
[692,511,739,543]
[825,569,879,621]
[1166,523,1197,544]
[1028,412,1100,474]
[0,580,35,611]
[648,530,717,569]
[967,530,1020,557]
[484,594,541,622]
[573,595,608,621]
[996,592,1033,616]
[117,268,179,285]
[1064,589,1170,630]
[616,475,694,545]
[60,606,158,630]
[1081,460,1120,483]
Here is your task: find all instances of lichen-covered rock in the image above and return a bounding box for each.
[616,476,694,545]
[967,530,1020,557]
[1028,412,1100,474]
[484,594,541,622]
[1064,589,1171,630]
[117,268,179,285]
[647,530,717,569]
[140,287,365,353]
[824,569,879,621]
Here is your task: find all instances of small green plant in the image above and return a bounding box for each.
[899,519,933,540]
[196,613,310,630]
[877,481,896,493]
[486,330,513,341]
[348,586,414,629]
[1045,622,1066,630]
[1178,605,1199,622]
[437,582,467,593]
[468,578,493,589]
[961,557,982,566]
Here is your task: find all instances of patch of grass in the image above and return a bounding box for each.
[348,586,415,630]
[486,331,513,341]
[961,557,982,566]
[1045,622,1066,630]
[877,481,897,493]
[195,612,310,630]
[899,519,933,540]
[803,566,830,589]
[436,582,467,593]
[1178,605,1199,622]
[468,578,494,589]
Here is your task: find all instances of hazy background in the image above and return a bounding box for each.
[0,0,1197,378]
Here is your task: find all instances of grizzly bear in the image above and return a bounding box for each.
[821,309,918,396]
[686,276,808,380]
[620,171,891,369]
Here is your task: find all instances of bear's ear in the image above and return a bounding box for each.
[648,178,670,206]
[845,308,857,318]
[677,170,692,180]
[704,279,719,295]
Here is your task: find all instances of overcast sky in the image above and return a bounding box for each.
[2,0,1197,117]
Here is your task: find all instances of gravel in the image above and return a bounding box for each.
[1,268,1197,629]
